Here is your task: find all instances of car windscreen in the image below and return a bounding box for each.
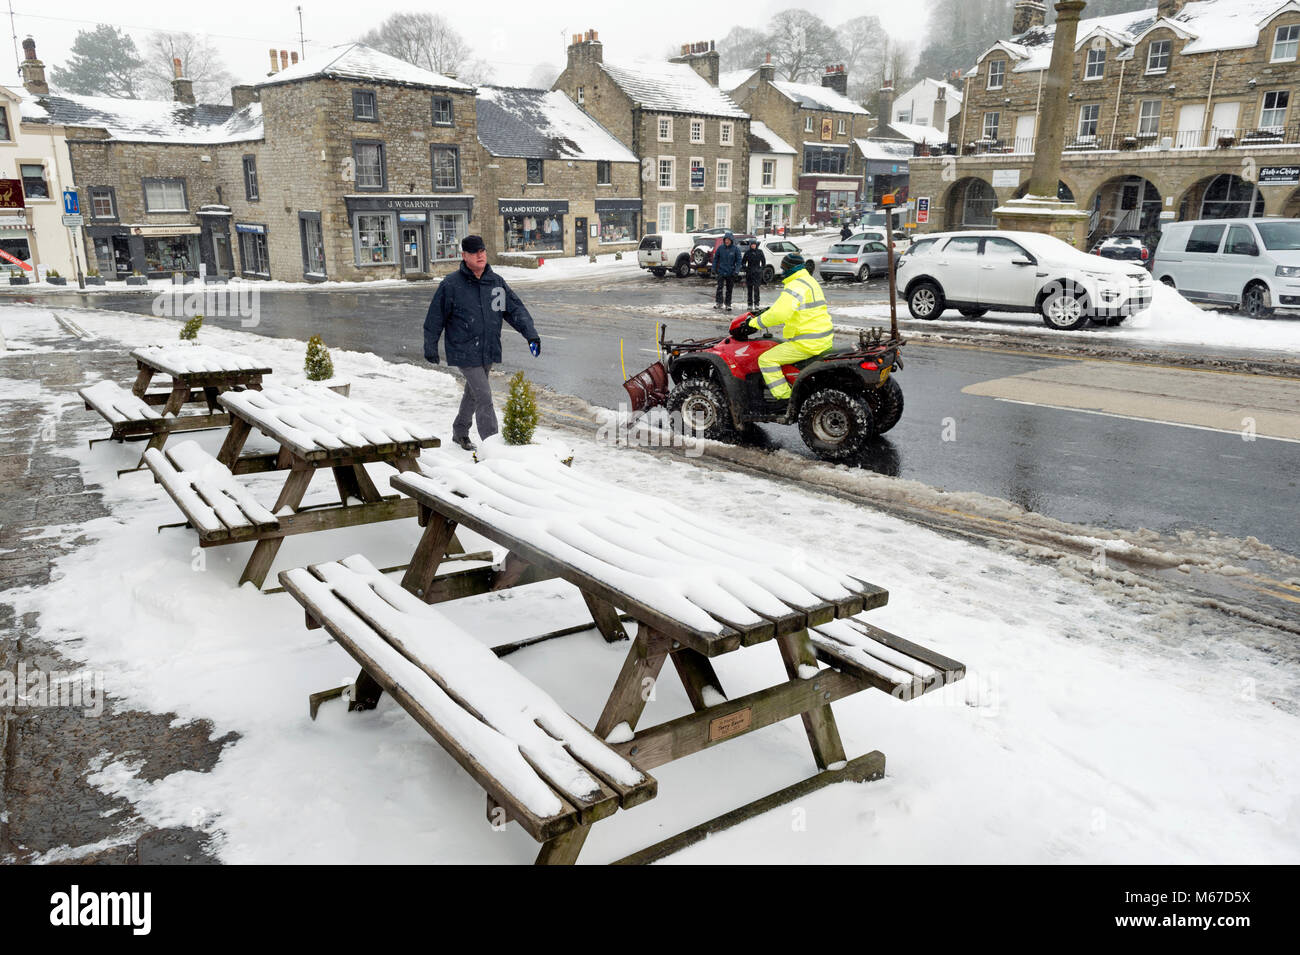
[828,244,858,254]
[1255,221,1300,251]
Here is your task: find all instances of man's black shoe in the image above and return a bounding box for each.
[451,436,475,451]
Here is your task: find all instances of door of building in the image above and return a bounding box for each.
[212,233,233,276]
[401,226,424,274]
[574,217,587,256]
[684,206,698,231]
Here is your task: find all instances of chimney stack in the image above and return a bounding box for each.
[20,36,48,95]
[821,64,848,96]
[759,52,775,83]
[1157,0,1186,18]
[290,51,298,65]
[878,81,896,128]
[231,85,259,111]
[171,56,195,104]
[280,50,290,71]
[669,39,720,86]
[1012,1,1047,34]
[268,48,279,74]
[565,28,604,72]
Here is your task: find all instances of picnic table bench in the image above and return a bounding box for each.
[80,344,272,455]
[280,452,965,864]
[146,382,439,588]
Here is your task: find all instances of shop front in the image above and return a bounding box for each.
[92,225,203,277]
[345,195,474,276]
[594,198,640,246]
[747,195,796,234]
[498,199,567,255]
[0,215,34,277]
[799,174,862,225]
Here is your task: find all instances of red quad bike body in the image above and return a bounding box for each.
[623,312,906,461]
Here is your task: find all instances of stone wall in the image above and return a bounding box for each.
[636,110,748,232]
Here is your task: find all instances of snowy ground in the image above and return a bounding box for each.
[3,303,1298,864]
[842,283,1300,356]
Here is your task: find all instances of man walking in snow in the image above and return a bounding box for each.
[712,231,742,310]
[424,235,541,451]
[741,237,766,310]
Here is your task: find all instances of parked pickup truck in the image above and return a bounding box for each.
[638,233,700,278]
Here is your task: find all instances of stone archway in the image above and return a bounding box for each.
[1284,186,1300,218]
[1088,175,1163,245]
[1178,174,1265,220]
[945,177,998,230]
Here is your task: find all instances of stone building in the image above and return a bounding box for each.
[724,60,871,224]
[911,0,1300,245]
[554,32,750,234]
[474,86,641,261]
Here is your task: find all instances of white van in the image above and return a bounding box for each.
[637,232,699,278]
[1151,218,1300,317]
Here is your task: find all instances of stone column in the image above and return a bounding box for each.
[995,0,1091,247]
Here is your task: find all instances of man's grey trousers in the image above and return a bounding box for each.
[452,363,497,440]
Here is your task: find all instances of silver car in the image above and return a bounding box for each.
[819,241,891,282]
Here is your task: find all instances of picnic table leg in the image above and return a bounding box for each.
[401,511,459,600]
[594,627,673,739]
[331,464,380,504]
[131,366,154,398]
[535,824,590,866]
[203,385,220,413]
[238,466,314,589]
[669,647,727,711]
[217,418,252,469]
[136,383,189,462]
[775,629,847,771]
[581,591,629,644]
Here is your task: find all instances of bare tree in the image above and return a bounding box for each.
[141,32,234,103]
[360,11,484,78]
[718,26,769,72]
[528,62,560,89]
[766,10,844,82]
[838,15,887,103]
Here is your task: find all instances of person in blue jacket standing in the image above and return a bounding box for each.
[424,235,540,451]
[712,231,742,310]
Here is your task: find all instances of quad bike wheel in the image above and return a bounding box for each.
[666,378,736,441]
[865,377,904,435]
[797,388,874,460]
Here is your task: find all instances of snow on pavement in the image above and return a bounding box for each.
[3,302,1298,864]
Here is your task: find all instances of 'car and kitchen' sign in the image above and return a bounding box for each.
[1258,166,1299,186]
[497,200,569,216]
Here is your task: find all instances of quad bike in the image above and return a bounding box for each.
[623,311,905,461]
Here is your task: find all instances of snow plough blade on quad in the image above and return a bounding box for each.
[623,361,669,413]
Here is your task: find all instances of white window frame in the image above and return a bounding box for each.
[690,119,704,144]
[353,212,395,267]
[720,121,733,145]
[1138,99,1162,137]
[657,202,674,233]
[1078,103,1101,139]
[987,59,1005,91]
[657,156,675,190]
[1272,23,1299,62]
[658,117,673,142]
[1084,47,1106,81]
[577,85,585,105]
[142,177,186,212]
[761,158,775,188]
[1260,89,1290,130]
[689,156,705,191]
[836,118,846,135]
[1146,39,1170,74]
[716,158,732,191]
[804,115,814,132]
[714,203,730,230]
[982,111,1000,140]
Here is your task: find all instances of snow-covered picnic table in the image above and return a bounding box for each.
[276,451,965,864]
[145,382,440,589]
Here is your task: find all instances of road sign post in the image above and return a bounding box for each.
[63,190,80,216]
[882,193,898,340]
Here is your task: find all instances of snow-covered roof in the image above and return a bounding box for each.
[748,120,796,155]
[256,43,473,92]
[476,87,637,162]
[22,93,262,144]
[770,79,869,115]
[600,58,747,118]
[855,138,915,162]
[719,68,758,92]
[888,121,947,145]
[895,77,964,106]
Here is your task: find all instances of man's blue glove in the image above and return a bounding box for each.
[529,339,541,358]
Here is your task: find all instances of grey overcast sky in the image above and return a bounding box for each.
[7,0,935,94]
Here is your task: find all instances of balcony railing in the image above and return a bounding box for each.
[949,124,1300,156]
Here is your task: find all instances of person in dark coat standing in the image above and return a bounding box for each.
[741,238,766,309]
[840,223,852,241]
[712,231,742,310]
[424,235,540,451]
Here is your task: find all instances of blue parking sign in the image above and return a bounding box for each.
[63,189,79,215]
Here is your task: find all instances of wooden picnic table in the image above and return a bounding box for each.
[145,382,439,589]
[129,344,272,450]
[283,453,962,863]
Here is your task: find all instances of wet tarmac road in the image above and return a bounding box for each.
[31,275,1300,557]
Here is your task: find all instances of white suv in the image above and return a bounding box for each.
[897,230,1153,329]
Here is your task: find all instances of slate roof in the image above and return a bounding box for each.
[21,92,262,144]
[256,42,473,91]
[600,58,747,118]
[748,120,796,154]
[476,87,637,162]
[769,80,869,115]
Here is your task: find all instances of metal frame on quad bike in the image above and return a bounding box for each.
[623,314,905,461]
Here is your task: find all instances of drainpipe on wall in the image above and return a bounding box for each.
[1109,55,1126,149]
[1202,52,1220,146]
[958,74,971,147]
[1033,69,1044,149]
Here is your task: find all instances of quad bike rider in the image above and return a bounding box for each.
[623,255,906,461]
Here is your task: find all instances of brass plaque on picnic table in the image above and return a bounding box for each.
[708,708,753,742]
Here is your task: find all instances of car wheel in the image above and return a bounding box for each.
[797,388,873,460]
[957,307,988,318]
[865,377,904,435]
[667,377,736,441]
[1040,284,1090,330]
[907,281,945,320]
[857,265,871,282]
[762,265,775,284]
[650,268,667,278]
[1242,281,1274,319]
[1159,276,1176,287]
[674,257,691,279]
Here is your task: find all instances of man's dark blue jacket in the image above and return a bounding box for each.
[424,262,539,367]
[713,232,743,277]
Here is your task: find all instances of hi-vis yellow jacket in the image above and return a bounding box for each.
[748,268,833,343]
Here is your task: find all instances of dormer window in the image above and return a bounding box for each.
[987,59,1005,90]
[1084,47,1106,81]
[1273,24,1299,63]
[1146,39,1171,73]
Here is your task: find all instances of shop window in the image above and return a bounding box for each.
[300,213,326,277]
[430,213,467,261]
[355,213,394,265]
[503,210,563,253]
[526,158,544,184]
[597,209,637,244]
[243,155,259,201]
[353,90,377,121]
[431,145,460,191]
[353,141,386,190]
[144,234,200,273]
[596,160,611,185]
[20,163,50,200]
[237,229,270,276]
[90,187,117,219]
[0,236,31,273]
[142,177,186,211]
[432,97,453,125]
